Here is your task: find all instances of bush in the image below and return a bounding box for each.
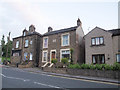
[51,58,57,64]
[89,64,96,70]
[111,62,120,70]
[95,64,103,70]
[61,58,68,64]
[68,63,81,69]
[81,64,90,69]
[104,64,112,70]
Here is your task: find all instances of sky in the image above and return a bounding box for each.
[0,0,119,44]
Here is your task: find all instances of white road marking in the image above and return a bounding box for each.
[0,73,30,82]
[34,81,60,88]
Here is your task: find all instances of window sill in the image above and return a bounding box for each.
[61,45,69,47]
[24,46,28,48]
[90,44,105,47]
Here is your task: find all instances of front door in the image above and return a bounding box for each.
[51,51,56,62]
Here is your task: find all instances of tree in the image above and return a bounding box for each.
[1,35,6,57]
[70,48,74,64]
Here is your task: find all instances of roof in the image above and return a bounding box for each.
[108,29,120,36]
[13,31,42,39]
[43,26,78,36]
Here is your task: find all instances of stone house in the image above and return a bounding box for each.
[39,18,85,67]
[11,25,42,67]
[85,27,120,65]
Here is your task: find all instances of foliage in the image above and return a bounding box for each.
[2,57,10,62]
[111,62,120,70]
[95,64,103,70]
[68,63,81,69]
[61,58,68,64]
[51,58,58,64]
[104,64,112,70]
[89,64,96,70]
[81,64,90,69]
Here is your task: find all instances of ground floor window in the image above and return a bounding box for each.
[92,54,105,64]
[13,53,19,56]
[24,53,28,61]
[30,53,33,60]
[12,50,21,56]
[42,51,48,62]
[116,54,120,63]
[61,49,70,62]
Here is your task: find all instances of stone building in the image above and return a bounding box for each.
[40,18,85,67]
[84,27,120,65]
[11,25,42,67]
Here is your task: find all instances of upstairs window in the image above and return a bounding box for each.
[25,40,28,47]
[16,41,19,48]
[62,34,69,46]
[43,37,48,48]
[23,32,26,36]
[91,37,104,46]
[116,54,120,63]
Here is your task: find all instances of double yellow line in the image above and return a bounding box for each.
[50,75,120,86]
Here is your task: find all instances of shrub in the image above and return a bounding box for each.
[61,58,68,64]
[51,58,57,64]
[111,62,120,70]
[68,63,81,69]
[81,64,90,69]
[104,64,112,70]
[89,64,96,70]
[95,64,103,70]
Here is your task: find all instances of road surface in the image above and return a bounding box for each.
[1,66,119,89]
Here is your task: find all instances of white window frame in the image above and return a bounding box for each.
[23,32,26,36]
[60,48,70,62]
[16,41,19,48]
[50,50,56,63]
[25,39,29,47]
[30,53,33,60]
[116,54,120,63]
[42,50,48,62]
[43,37,48,48]
[61,33,70,46]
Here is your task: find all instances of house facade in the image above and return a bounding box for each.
[85,27,120,65]
[39,19,85,67]
[11,25,42,67]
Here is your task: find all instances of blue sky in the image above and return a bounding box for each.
[0,0,118,43]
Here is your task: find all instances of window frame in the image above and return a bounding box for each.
[42,50,48,62]
[61,33,70,46]
[25,39,29,47]
[43,37,48,48]
[30,53,33,60]
[15,41,19,48]
[116,53,120,63]
[92,54,105,64]
[91,37,104,46]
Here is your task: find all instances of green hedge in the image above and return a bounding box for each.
[68,63,120,71]
[51,58,58,64]
[2,57,10,62]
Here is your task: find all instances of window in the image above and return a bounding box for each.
[16,41,19,48]
[61,49,70,62]
[24,53,28,61]
[13,53,19,56]
[62,34,69,46]
[42,51,48,62]
[30,40,32,45]
[92,54,105,64]
[30,53,33,60]
[25,40,28,47]
[43,37,48,48]
[116,54,120,63]
[23,32,26,36]
[91,37,104,46]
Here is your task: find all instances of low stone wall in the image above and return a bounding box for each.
[67,69,120,79]
[42,67,67,74]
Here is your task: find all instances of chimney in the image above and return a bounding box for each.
[48,26,53,32]
[29,24,35,33]
[77,18,82,27]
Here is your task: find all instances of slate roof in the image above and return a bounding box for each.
[108,29,120,36]
[43,26,78,36]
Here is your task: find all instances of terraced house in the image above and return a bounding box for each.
[40,18,85,67]
[85,27,120,65]
[11,25,42,67]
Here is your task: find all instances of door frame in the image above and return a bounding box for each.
[50,50,56,63]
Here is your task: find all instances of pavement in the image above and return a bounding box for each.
[4,65,120,84]
[1,66,119,88]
